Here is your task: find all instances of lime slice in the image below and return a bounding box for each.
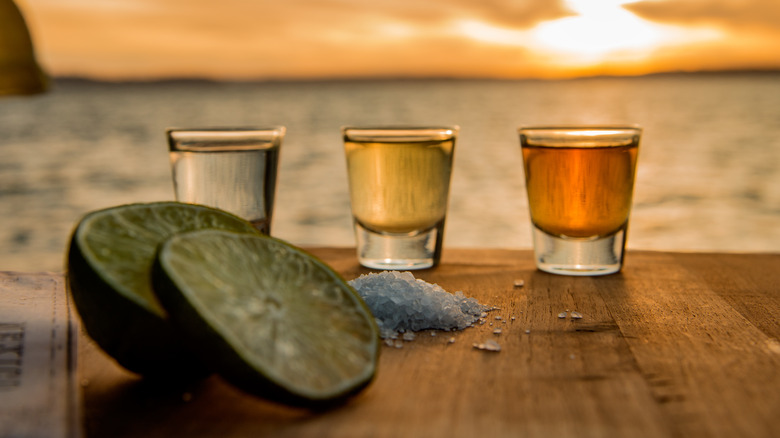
[152,229,380,407]
[66,202,258,377]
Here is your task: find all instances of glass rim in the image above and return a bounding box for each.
[342,125,459,142]
[518,125,641,135]
[518,125,641,148]
[167,126,286,152]
[166,126,286,136]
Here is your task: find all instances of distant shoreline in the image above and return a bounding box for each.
[52,68,780,86]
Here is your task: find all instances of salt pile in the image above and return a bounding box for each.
[348,271,493,339]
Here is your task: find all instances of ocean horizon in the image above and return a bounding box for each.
[2,72,779,272]
[50,67,780,84]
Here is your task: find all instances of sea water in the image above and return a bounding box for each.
[1,73,779,272]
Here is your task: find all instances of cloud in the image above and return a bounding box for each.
[21,0,780,79]
[27,0,564,79]
[29,0,573,36]
[325,0,573,29]
[624,0,780,32]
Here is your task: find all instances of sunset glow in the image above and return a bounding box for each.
[529,0,725,69]
[11,0,780,80]
[533,0,663,56]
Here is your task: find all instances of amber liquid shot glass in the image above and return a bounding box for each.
[519,126,641,276]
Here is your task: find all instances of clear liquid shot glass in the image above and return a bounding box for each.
[519,126,641,276]
[343,126,458,270]
[167,127,284,234]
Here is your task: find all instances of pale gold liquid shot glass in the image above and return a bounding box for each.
[343,126,458,270]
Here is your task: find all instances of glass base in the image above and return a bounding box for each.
[532,226,627,276]
[354,221,444,270]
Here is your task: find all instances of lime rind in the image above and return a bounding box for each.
[153,230,380,406]
[73,202,259,316]
[67,202,259,377]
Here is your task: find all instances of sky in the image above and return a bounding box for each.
[14,0,780,81]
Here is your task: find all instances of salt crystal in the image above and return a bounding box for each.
[570,311,583,319]
[513,279,525,288]
[525,329,531,334]
[473,339,501,352]
[349,271,494,339]
[402,332,416,341]
[448,337,456,344]
[493,329,502,335]
[558,311,567,319]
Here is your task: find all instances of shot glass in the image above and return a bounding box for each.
[167,127,284,234]
[343,126,458,270]
[519,126,641,276]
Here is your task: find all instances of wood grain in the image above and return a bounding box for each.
[77,249,780,438]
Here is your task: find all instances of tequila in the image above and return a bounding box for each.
[345,139,454,234]
[519,126,641,276]
[168,128,283,234]
[343,127,457,270]
[522,142,638,238]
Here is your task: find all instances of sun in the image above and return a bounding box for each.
[529,0,722,64]
[455,0,722,74]
[531,0,661,58]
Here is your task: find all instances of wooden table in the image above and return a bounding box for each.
[77,249,780,438]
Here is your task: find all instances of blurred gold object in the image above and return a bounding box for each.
[0,0,48,95]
